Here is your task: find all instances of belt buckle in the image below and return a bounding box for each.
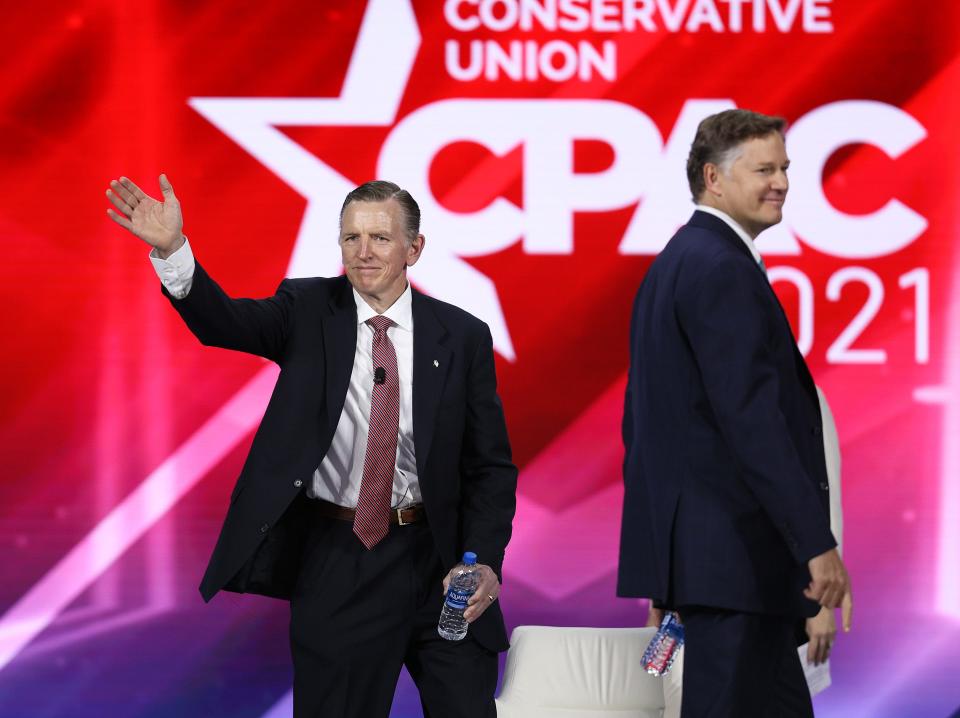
[396,507,409,526]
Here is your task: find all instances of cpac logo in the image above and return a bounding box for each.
[189,0,926,360]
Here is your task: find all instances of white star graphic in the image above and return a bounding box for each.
[189,0,516,359]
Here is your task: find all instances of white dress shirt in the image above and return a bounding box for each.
[150,238,421,509]
[695,204,763,267]
[149,238,196,299]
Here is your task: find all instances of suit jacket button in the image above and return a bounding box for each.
[812,425,822,437]
[820,482,829,491]
[259,523,269,534]
[293,479,303,488]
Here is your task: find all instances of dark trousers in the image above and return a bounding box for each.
[289,509,498,718]
[678,606,814,718]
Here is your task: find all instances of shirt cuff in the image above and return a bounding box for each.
[149,237,195,299]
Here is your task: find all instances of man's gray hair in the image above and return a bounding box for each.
[339,180,421,241]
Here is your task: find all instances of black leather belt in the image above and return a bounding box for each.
[311,499,426,525]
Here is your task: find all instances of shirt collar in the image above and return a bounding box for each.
[695,204,762,265]
[353,282,413,332]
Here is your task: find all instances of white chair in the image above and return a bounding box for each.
[495,625,682,718]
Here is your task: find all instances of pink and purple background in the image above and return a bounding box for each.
[1,0,959,715]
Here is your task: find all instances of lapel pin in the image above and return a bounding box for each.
[433,359,439,368]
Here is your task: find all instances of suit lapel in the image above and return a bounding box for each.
[321,277,358,429]
[688,211,818,403]
[411,290,451,480]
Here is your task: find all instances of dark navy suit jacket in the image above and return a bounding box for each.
[617,211,836,618]
[163,264,517,651]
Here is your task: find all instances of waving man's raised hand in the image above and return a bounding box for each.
[106,174,184,258]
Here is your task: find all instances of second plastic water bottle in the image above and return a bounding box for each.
[641,611,684,676]
[438,551,480,641]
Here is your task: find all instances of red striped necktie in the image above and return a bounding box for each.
[353,315,400,549]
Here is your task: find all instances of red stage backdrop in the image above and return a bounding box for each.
[1,1,959,716]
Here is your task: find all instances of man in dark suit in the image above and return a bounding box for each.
[105,176,517,718]
[618,110,852,716]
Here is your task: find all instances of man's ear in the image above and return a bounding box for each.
[702,163,723,198]
[406,233,426,267]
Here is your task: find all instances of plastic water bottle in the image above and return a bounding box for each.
[641,611,684,676]
[438,551,480,641]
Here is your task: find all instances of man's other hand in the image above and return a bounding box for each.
[443,563,500,623]
[804,548,852,616]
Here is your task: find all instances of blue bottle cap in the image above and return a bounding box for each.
[462,551,477,565]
